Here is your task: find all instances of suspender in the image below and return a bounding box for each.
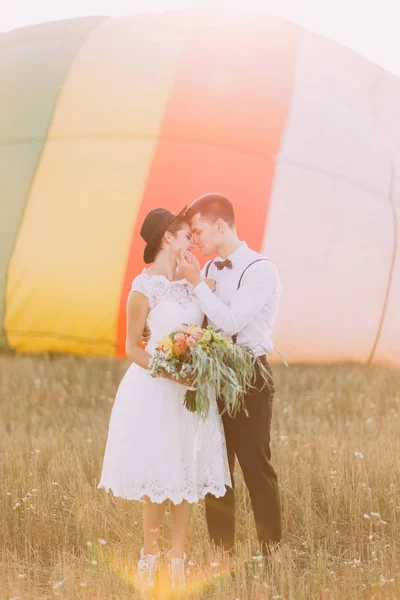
[201,260,215,328]
[203,257,270,342]
[205,257,270,289]
[204,259,214,279]
[236,258,269,290]
[203,256,287,365]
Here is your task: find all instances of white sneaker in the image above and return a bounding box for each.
[168,551,187,590]
[137,547,159,588]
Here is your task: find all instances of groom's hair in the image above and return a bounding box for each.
[186,193,235,227]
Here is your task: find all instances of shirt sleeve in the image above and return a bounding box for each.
[193,260,281,337]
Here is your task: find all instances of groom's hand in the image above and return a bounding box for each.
[142,322,151,344]
[177,250,202,287]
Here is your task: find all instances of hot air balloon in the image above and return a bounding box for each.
[0,12,399,365]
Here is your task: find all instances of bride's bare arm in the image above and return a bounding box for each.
[125,291,187,383]
[125,291,152,369]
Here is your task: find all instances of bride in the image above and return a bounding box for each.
[97,206,231,590]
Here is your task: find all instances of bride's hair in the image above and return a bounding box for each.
[152,214,190,260]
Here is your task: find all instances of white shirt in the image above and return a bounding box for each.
[193,242,281,357]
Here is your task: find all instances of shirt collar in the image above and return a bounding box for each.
[215,241,248,266]
[227,241,248,263]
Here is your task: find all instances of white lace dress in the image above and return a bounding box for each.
[97,271,231,504]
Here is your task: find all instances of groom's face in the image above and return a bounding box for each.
[190,213,221,256]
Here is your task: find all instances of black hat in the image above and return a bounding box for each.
[140,205,188,264]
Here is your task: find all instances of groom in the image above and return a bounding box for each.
[178,193,282,556]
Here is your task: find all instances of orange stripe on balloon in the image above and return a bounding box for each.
[116,13,300,356]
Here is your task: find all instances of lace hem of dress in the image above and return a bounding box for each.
[97,482,229,504]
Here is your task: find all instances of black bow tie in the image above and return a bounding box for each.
[214,258,233,271]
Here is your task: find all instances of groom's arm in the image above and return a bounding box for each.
[194,261,280,337]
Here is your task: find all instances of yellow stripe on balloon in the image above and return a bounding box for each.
[5,15,190,355]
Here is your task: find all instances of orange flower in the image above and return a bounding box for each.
[173,338,189,356]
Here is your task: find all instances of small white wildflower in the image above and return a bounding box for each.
[150,528,158,533]
[91,559,97,566]
[363,514,370,519]
[188,560,195,566]
[364,418,374,425]
[80,582,87,588]
[210,561,219,568]
[86,541,93,547]
[133,521,138,526]
[13,502,21,509]
[17,574,26,579]
[370,512,381,518]
[87,439,92,444]
[7,492,12,496]
[98,538,107,545]
[31,488,38,493]
[52,578,67,590]
[354,451,364,459]
[368,534,374,540]
[52,481,59,486]
[252,555,263,562]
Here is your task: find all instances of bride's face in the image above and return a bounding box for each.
[169,222,194,257]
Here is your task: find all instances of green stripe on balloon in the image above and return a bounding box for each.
[0,16,107,350]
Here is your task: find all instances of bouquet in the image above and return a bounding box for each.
[148,324,272,419]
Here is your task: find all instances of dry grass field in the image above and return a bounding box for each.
[1,353,399,599]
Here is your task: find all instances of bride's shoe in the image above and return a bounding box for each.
[167,550,187,590]
[137,547,160,589]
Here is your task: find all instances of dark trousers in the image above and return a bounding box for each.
[205,357,282,553]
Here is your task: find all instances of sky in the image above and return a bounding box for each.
[1,0,400,78]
